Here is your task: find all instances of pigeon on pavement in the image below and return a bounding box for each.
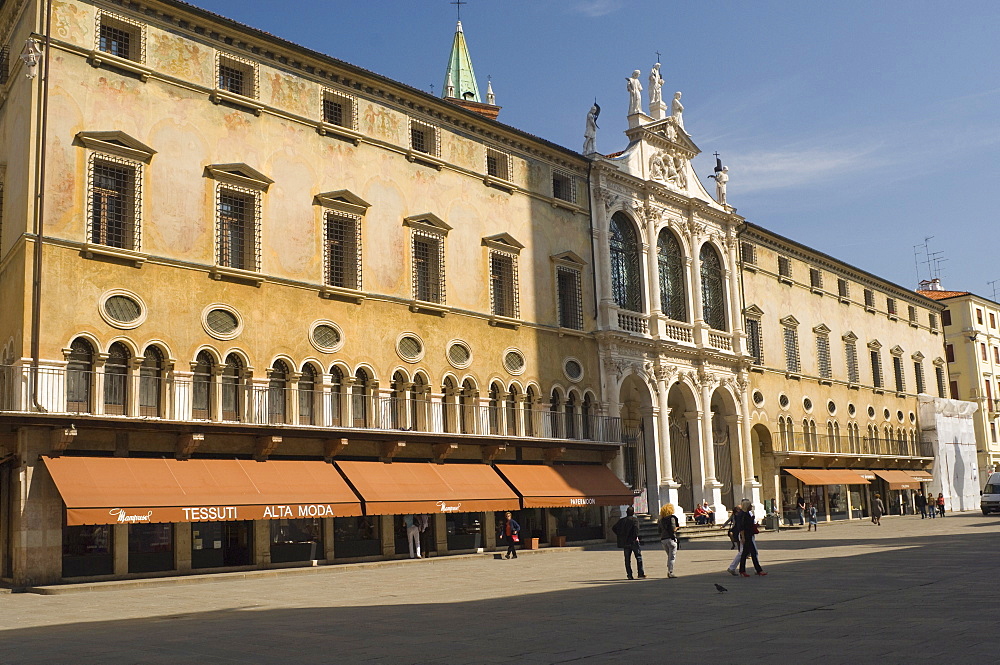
[714,584,728,593]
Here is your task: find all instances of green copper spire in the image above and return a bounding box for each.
[442,21,481,103]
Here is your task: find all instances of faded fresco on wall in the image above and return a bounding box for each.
[53,0,94,43]
[263,71,316,118]
[361,103,401,144]
[150,32,212,85]
[446,134,479,172]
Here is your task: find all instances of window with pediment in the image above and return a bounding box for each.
[657,228,687,322]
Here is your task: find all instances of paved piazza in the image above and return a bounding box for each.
[1,513,995,664]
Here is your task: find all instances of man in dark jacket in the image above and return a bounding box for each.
[915,490,927,519]
[612,507,645,580]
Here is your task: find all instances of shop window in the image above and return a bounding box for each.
[446,512,484,551]
[191,521,253,569]
[394,514,435,557]
[128,523,173,573]
[551,506,604,541]
[334,515,380,559]
[63,524,113,578]
[270,519,323,563]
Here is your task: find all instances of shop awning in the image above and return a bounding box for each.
[873,470,922,490]
[910,471,934,481]
[43,456,363,526]
[334,461,520,515]
[495,464,634,508]
[784,468,871,486]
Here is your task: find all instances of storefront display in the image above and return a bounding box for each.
[445,512,483,551]
[192,521,253,569]
[551,506,604,541]
[334,516,380,559]
[393,515,435,557]
[270,518,323,563]
[128,523,173,573]
[63,524,113,578]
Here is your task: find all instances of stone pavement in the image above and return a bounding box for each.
[1,512,996,664]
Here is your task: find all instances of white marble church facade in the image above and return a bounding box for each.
[588,72,761,523]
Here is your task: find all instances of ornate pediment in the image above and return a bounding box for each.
[812,323,831,334]
[482,233,524,253]
[205,163,273,190]
[743,304,764,317]
[314,190,371,215]
[76,130,156,163]
[779,315,800,327]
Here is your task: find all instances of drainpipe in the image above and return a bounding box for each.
[29,0,53,412]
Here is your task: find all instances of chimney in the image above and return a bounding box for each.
[918,278,943,291]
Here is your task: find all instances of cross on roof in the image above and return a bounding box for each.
[451,0,467,20]
[656,50,661,63]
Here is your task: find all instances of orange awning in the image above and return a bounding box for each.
[873,470,921,490]
[910,471,934,481]
[784,468,871,486]
[43,456,363,526]
[495,464,634,508]
[335,461,520,515]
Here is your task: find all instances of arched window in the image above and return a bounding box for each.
[550,389,563,438]
[299,364,317,426]
[657,229,687,322]
[67,338,94,413]
[442,377,457,434]
[268,360,289,424]
[609,212,643,312]
[391,371,407,430]
[488,383,502,435]
[329,366,343,426]
[192,351,213,419]
[506,385,519,436]
[460,379,476,434]
[582,394,593,440]
[353,368,369,428]
[222,354,243,422]
[139,346,163,417]
[104,342,130,415]
[565,392,578,439]
[524,386,536,437]
[699,243,727,331]
[410,374,426,431]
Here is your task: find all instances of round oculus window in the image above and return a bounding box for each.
[883,408,891,420]
[848,403,857,417]
[803,397,813,411]
[397,335,423,362]
[448,342,472,368]
[897,410,905,422]
[503,350,526,375]
[104,295,142,324]
[311,324,342,352]
[827,400,836,415]
[752,390,765,407]
[564,359,583,381]
[909,411,916,423]
[205,307,241,340]
[778,394,790,409]
[867,405,876,418]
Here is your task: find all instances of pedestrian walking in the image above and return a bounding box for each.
[937,493,946,517]
[725,503,744,575]
[499,511,520,559]
[807,503,818,531]
[404,514,421,559]
[658,503,680,578]
[722,507,740,550]
[797,493,806,525]
[612,507,645,580]
[915,489,927,519]
[736,499,766,577]
[872,493,884,525]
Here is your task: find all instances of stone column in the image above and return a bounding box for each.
[127,357,142,417]
[380,515,396,557]
[685,410,705,508]
[113,524,128,576]
[93,353,108,415]
[688,253,706,346]
[646,216,662,323]
[341,376,356,427]
[163,360,177,420]
[591,184,616,328]
[484,511,497,550]
[175,523,192,573]
[210,365,224,421]
[725,235,747,355]
[323,518,335,561]
[700,384,718,484]
[12,427,64,586]
[254,520,270,567]
[434,514,448,554]
[288,371,302,425]
[655,379,680,509]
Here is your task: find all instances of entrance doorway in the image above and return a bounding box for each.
[192,521,254,569]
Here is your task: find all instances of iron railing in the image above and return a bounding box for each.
[0,365,625,444]
[773,432,928,457]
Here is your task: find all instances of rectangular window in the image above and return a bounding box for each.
[217,188,258,271]
[783,327,800,374]
[412,232,444,303]
[929,313,938,330]
[982,343,988,361]
[908,305,917,323]
[886,297,897,316]
[845,341,859,383]
[864,289,875,309]
[986,380,993,403]
[0,45,8,85]
[552,171,575,203]
[893,356,905,393]
[89,156,138,250]
[746,318,763,365]
[936,366,946,398]
[914,361,925,394]
[740,241,756,265]
[871,350,883,388]
[322,91,355,129]
[995,347,999,364]
[409,120,438,156]
[98,13,143,62]
[486,148,511,180]
[949,380,959,400]
[809,268,823,289]
[942,309,951,326]
[816,334,831,379]
[490,251,518,318]
[218,56,256,97]
[838,278,849,298]
[992,313,997,328]
[977,308,984,324]
[946,344,955,363]
[556,267,583,330]
[777,256,792,278]
[992,423,997,443]
[324,212,361,290]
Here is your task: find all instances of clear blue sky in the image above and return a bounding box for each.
[193,0,1000,296]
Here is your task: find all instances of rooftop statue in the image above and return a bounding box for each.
[648,63,663,108]
[583,103,600,155]
[671,91,684,130]
[626,70,643,116]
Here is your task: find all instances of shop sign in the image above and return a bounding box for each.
[569,498,596,505]
[436,501,463,512]
[262,504,338,518]
[109,508,154,523]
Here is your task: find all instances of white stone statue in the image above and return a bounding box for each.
[709,166,729,205]
[649,151,666,181]
[648,63,663,107]
[671,91,684,129]
[583,103,600,154]
[626,70,643,116]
